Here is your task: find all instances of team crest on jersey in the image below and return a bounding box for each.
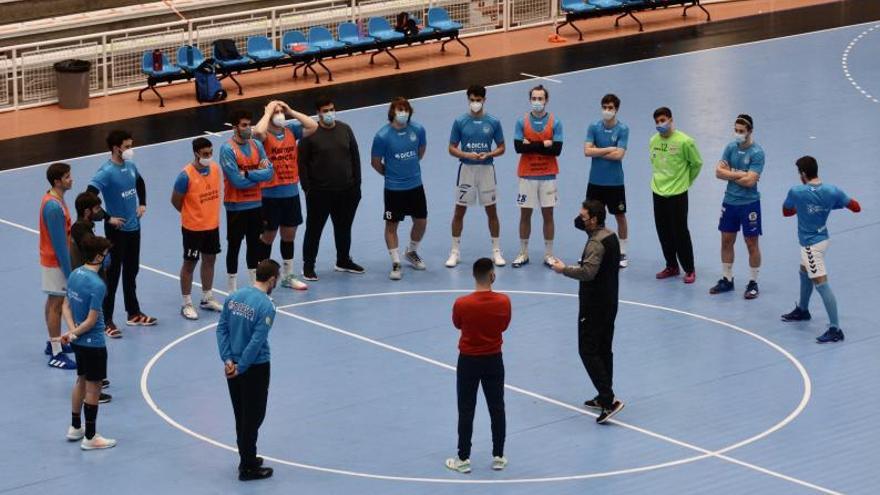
[483,125,491,134]
[744,156,751,165]
[409,132,417,142]
[265,316,273,326]
[748,211,758,221]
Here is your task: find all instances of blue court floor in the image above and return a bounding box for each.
[1,21,879,495]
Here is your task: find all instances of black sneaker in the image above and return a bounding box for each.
[102,379,110,389]
[239,456,264,473]
[816,327,845,344]
[239,466,273,481]
[335,258,365,274]
[596,400,624,424]
[781,305,811,322]
[302,265,318,282]
[709,277,734,294]
[583,397,602,409]
[99,392,112,404]
[744,280,759,300]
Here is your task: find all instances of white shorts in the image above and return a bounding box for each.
[455,164,497,206]
[41,266,67,296]
[517,178,558,209]
[801,240,829,279]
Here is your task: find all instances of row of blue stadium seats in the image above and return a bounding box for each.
[561,0,685,14]
[142,9,463,78]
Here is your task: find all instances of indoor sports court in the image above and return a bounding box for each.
[1,1,878,494]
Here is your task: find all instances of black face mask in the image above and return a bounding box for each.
[91,208,106,222]
[574,215,587,232]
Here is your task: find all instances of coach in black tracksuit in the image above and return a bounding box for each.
[551,199,624,424]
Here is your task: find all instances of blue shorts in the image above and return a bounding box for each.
[718,201,762,237]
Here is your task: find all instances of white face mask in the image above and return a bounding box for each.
[199,157,212,167]
[271,113,286,127]
[469,101,483,114]
[394,111,409,125]
[602,109,616,121]
[530,100,545,113]
[121,148,134,161]
[733,132,748,144]
[321,111,335,125]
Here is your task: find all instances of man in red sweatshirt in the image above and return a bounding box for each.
[446,258,512,474]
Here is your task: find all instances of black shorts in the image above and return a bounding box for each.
[586,183,627,215]
[226,208,263,242]
[182,227,221,261]
[73,344,107,382]
[262,195,303,230]
[383,186,428,222]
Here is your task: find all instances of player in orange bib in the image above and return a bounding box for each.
[512,85,564,268]
[172,138,225,320]
[253,100,317,290]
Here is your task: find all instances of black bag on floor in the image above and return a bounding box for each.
[194,59,227,103]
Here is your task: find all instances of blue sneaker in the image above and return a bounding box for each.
[781,305,811,322]
[47,353,76,370]
[709,277,734,294]
[44,341,73,355]
[816,327,844,344]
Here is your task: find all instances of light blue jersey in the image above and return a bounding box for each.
[89,159,140,231]
[216,286,276,374]
[783,183,850,246]
[449,113,504,165]
[218,139,273,211]
[371,121,427,191]
[67,267,106,348]
[722,141,765,205]
[585,119,629,186]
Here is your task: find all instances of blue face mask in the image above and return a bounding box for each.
[238,127,252,140]
[394,111,409,125]
[321,111,335,125]
[655,121,670,134]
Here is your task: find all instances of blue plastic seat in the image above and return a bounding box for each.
[561,0,598,13]
[175,45,205,72]
[141,50,183,77]
[338,22,376,47]
[246,35,285,61]
[308,26,346,51]
[281,30,320,56]
[367,17,405,41]
[427,7,463,31]
[588,0,624,8]
[212,41,252,69]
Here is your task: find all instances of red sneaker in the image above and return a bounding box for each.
[683,271,696,284]
[655,267,680,279]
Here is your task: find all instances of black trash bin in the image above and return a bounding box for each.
[53,59,91,109]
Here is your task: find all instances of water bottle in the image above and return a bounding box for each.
[152,49,162,72]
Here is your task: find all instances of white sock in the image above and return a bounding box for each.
[50,339,62,355]
[407,240,420,253]
[227,274,237,292]
[722,263,733,281]
[389,248,400,264]
[491,237,500,251]
[248,269,257,284]
[750,266,760,282]
[202,289,213,301]
[182,294,192,306]
[519,239,528,255]
[282,259,293,277]
[619,237,628,255]
[544,240,554,257]
[451,237,461,252]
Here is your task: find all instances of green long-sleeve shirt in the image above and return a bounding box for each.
[649,130,703,197]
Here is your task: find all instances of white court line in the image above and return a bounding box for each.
[1,18,877,175]
[520,72,562,83]
[840,23,880,104]
[1,216,836,492]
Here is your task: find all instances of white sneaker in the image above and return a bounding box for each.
[66,426,84,441]
[491,456,508,471]
[389,263,402,281]
[281,274,308,290]
[81,434,117,450]
[200,297,223,312]
[445,456,471,474]
[405,250,427,270]
[445,250,460,268]
[619,254,629,268]
[543,254,559,267]
[492,249,506,267]
[512,253,529,268]
[181,303,198,321]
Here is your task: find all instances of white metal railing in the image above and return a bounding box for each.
[0,0,721,112]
